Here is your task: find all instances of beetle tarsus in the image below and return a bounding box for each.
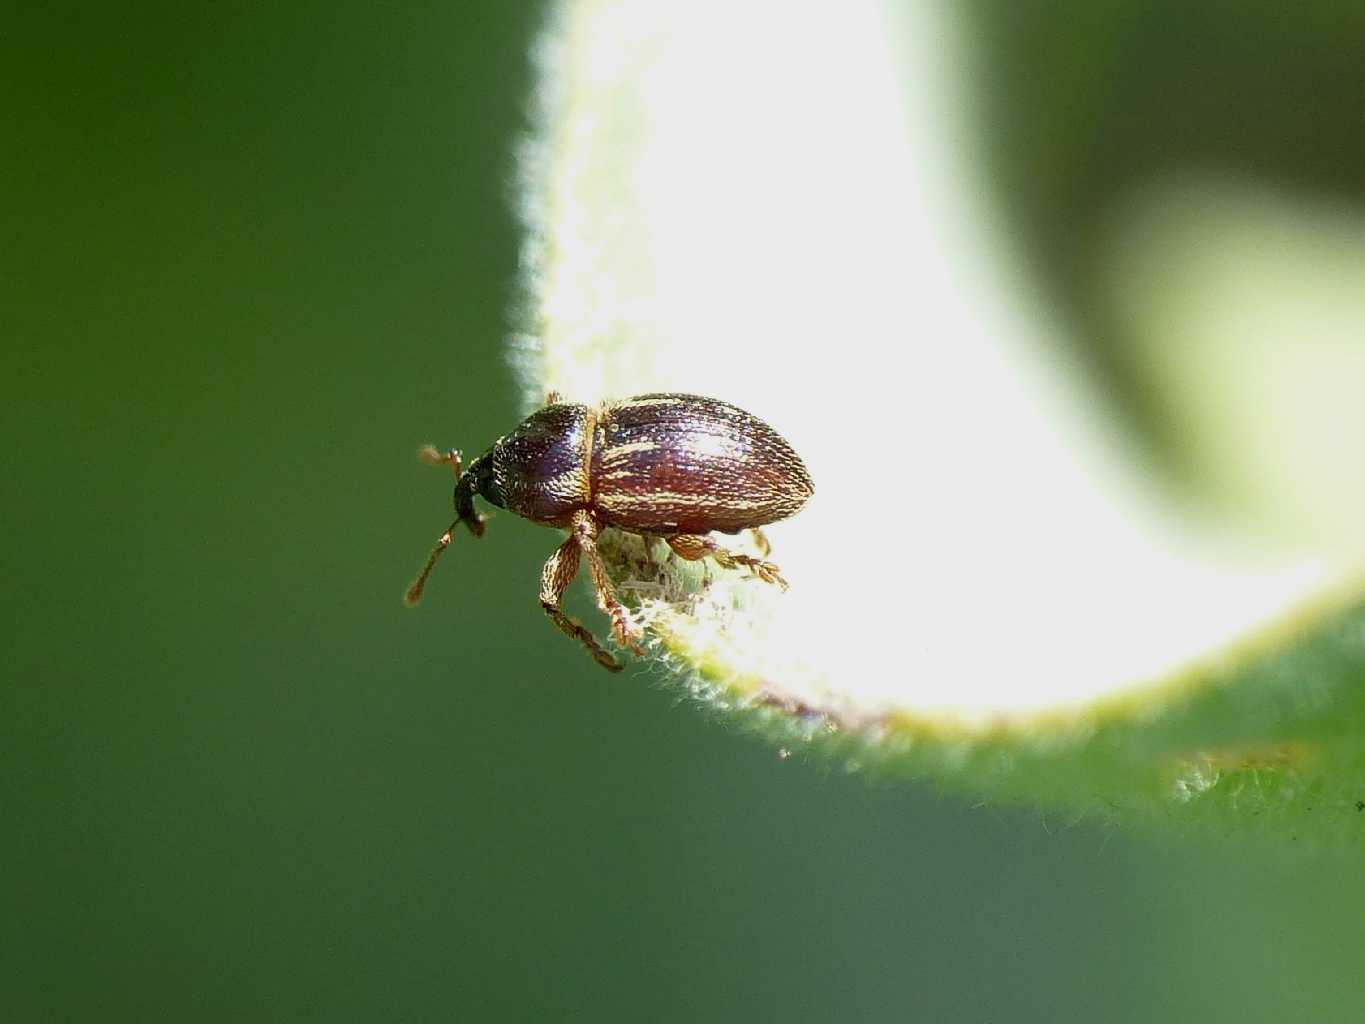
[666,533,789,591]
[542,601,622,672]
[540,530,623,671]
[609,607,645,657]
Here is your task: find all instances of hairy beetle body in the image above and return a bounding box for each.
[406,393,813,671]
[592,394,812,534]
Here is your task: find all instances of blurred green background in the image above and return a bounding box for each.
[5,3,1365,1020]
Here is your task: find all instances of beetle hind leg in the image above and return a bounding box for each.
[540,534,621,673]
[667,534,788,590]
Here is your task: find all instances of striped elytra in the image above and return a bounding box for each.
[406,392,813,671]
[590,394,813,534]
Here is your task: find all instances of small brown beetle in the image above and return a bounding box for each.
[404,392,814,671]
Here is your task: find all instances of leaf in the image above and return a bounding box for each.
[511,0,1365,846]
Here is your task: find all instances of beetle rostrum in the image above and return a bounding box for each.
[404,392,814,672]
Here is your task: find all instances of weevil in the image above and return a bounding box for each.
[404,392,814,671]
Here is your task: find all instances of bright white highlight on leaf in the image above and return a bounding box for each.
[514,1,1357,727]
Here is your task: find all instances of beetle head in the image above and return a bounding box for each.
[463,448,505,514]
[403,445,489,607]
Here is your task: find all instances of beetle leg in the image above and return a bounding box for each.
[666,534,788,591]
[748,528,772,558]
[540,533,621,673]
[573,510,645,656]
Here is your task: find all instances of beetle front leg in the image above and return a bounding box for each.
[572,510,645,656]
[540,534,621,673]
[667,534,789,590]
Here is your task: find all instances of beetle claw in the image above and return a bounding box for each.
[610,609,646,656]
[753,561,789,591]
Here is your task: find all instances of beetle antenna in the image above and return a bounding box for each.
[404,518,461,606]
[404,445,469,605]
[418,444,457,469]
